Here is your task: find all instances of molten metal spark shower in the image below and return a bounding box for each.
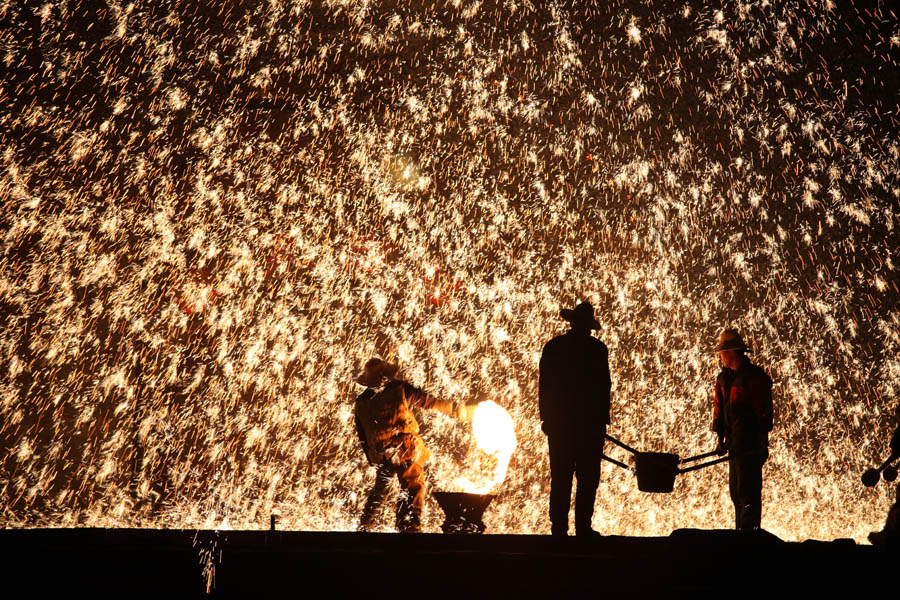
[1,1,899,541]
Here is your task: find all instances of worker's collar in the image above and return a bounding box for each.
[567,326,593,335]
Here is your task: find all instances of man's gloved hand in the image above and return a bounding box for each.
[714,438,727,456]
[457,402,476,422]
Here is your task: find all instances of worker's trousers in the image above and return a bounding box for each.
[359,460,425,533]
[729,450,768,530]
[547,430,604,536]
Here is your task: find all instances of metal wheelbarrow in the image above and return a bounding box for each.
[602,434,730,493]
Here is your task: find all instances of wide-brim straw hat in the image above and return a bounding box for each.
[356,358,399,387]
[713,328,752,353]
[560,301,601,330]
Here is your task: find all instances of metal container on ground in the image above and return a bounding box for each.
[433,491,495,534]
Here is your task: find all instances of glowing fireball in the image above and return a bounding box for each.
[454,400,518,494]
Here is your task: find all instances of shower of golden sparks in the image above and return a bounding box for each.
[1,1,899,540]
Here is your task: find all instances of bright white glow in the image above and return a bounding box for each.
[454,401,518,494]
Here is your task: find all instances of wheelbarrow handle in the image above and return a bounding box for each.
[679,450,723,465]
[601,454,634,472]
[677,455,730,474]
[877,453,900,471]
[604,433,640,455]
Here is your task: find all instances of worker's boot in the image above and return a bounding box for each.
[395,494,423,533]
[358,499,382,532]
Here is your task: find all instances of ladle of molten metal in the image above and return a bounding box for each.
[603,434,731,493]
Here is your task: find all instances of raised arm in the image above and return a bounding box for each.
[402,381,455,416]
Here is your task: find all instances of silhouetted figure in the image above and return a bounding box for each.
[539,301,611,537]
[354,358,463,533]
[869,404,900,548]
[712,328,773,531]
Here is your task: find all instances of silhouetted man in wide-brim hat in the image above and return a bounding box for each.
[539,301,611,537]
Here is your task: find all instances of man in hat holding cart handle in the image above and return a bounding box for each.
[539,301,612,537]
[712,328,774,531]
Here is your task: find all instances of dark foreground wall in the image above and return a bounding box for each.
[0,528,889,598]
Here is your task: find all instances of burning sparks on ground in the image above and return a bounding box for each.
[1,1,899,541]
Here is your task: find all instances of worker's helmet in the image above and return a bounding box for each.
[713,328,751,353]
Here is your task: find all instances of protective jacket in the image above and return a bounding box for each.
[355,379,450,467]
[539,328,611,438]
[713,357,773,454]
